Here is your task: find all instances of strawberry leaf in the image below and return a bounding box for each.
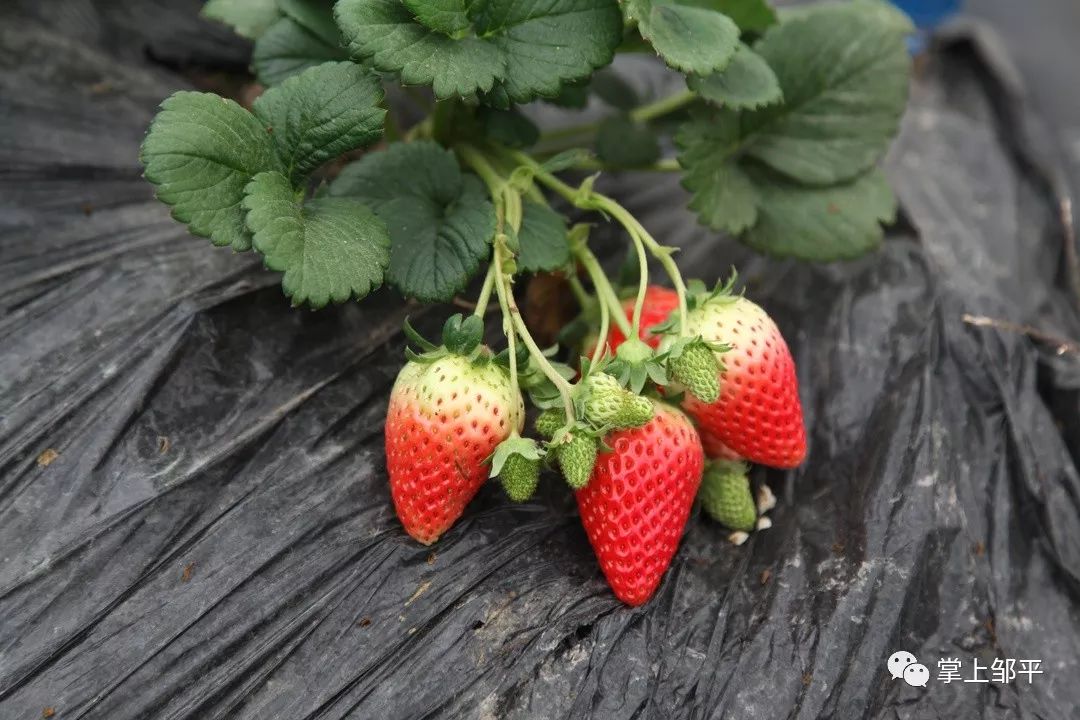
[675,107,758,234]
[516,200,570,273]
[253,17,349,86]
[253,62,385,186]
[743,167,897,260]
[335,0,622,102]
[202,0,282,39]
[780,0,915,34]
[243,171,390,307]
[683,158,759,235]
[402,0,472,35]
[706,0,777,32]
[687,43,782,111]
[277,0,342,46]
[328,141,496,302]
[626,0,739,75]
[740,3,910,185]
[140,92,282,252]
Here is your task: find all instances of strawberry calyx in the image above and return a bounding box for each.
[686,270,740,311]
[403,313,489,364]
[518,347,577,411]
[602,337,669,394]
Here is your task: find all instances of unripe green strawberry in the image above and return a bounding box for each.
[558,432,599,489]
[618,393,654,427]
[499,454,541,501]
[386,354,524,544]
[699,460,756,531]
[668,341,720,403]
[490,434,543,502]
[532,410,599,490]
[534,408,565,437]
[582,373,653,428]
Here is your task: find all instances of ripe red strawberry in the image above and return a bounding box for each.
[587,284,679,357]
[682,295,806,468]
[386,353,524,544]
[576,400,704,606]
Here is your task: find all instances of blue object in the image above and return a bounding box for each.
[890,0,962,28]
[890,0,963,54]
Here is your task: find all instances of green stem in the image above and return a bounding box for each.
[572,240,633,338]
[627,227,649,338]
[642,233,689,336]
[474,264,496,317]
[591,288,610,367]
[567,276,592,308]
[548,155,681,173]
[538,122,599,145]
[456,145,502,195]
[495,235,575,421]
[629,89,696,123]
[652,157,682,172]
[404,116,432,142]
[491,238,520,403]
[458,144,577,422]
[613,209,690,337]
[509,149,690,336]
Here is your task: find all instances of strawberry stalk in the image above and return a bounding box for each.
[568,227,633,338]
[591,280,610,367]
[473,263,496,318]
[508,150,691,338]
[626,218,650,340]
[492,240,521,403]
[494,235,576,422]
[459,144,578,425]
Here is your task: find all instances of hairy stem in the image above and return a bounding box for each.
[458,144,577,422]
[538,122,599,145]
[572,239,633,338]
[546,155,681,173]
[492,237,520,403]
[509,150,690,336]
[474,264,496,317]
[597,201,689,337]
[567,275,592,308]
[627,226,649,338]
[591,287,610,367]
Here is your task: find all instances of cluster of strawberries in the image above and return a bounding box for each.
[384,280,806,606]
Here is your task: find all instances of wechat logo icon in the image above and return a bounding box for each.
[888,650,929,687]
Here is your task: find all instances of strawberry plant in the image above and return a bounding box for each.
[143,0,912,605]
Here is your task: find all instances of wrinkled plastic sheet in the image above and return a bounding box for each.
[2,3,1080,718]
